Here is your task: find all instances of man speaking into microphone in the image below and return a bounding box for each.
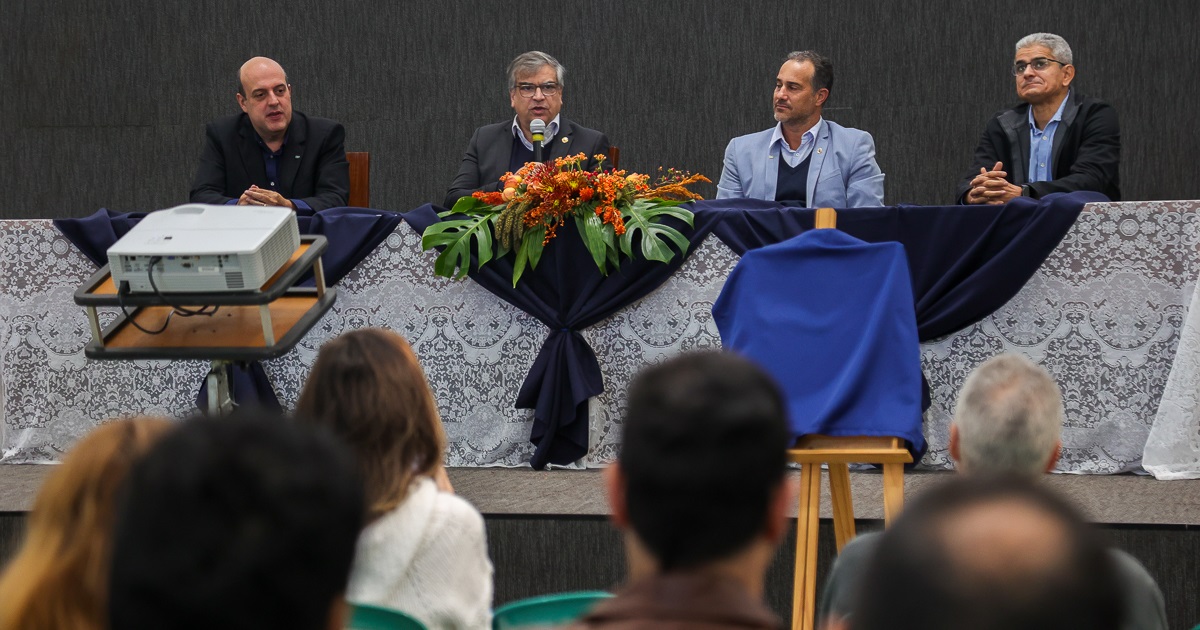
[443,51,611,208]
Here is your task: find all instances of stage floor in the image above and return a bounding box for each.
[1,465,1197,525]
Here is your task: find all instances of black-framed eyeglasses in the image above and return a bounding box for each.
[515,82,559,97]
[1012,57,1066,75]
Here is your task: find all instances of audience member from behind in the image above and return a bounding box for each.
[189,56,350,210]
[0,418,172,630]
[569,351,792,629]
[108,412,365,630]
[297,328,493,629]
[836,475,1124,630]
[819,353,1166,630]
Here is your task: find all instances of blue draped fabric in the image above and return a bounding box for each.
[713,229,925,453]
[54,206,402,411]
[698,191,1102,341]
[403,204,723,469]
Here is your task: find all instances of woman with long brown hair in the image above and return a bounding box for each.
[0,417,174,630]
[296,328,492,629]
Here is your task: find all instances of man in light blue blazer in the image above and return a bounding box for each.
[717,51,885,208]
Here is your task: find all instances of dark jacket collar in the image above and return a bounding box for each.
[997,91,1083,183]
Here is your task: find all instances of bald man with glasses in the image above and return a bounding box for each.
[957,33,1120,204]
[444,51,611,208]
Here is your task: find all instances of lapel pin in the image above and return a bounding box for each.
[294,155,301,159]
[561,137,569,143]
[816,147,823,155]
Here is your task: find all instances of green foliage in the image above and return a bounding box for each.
[619,199,693,262]
[422,197,694,285]
[421,197,500,279]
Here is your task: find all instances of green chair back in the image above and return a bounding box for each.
[492,591,613,629]
[346,602,428,630]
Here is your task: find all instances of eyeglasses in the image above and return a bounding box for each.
[1012,57,1066,75]
[515,82,559,98]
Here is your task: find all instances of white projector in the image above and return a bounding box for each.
[108,204,301,293]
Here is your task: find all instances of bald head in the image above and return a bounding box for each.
[235,57,292,143]
[237,57,287,97]
[850,476,1123,630]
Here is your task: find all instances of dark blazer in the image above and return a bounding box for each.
[189,111,350,211]
[956,91,1120,202]
[444,118,611,208]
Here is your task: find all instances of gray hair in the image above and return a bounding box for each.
[953,354,1064,478]
[1015,33,1073,65]
[785,50,834,94]
[507,51,565,91]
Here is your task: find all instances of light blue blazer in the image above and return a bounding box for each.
[716,119,885,207]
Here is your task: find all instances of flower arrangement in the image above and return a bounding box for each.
[422,154,710,286]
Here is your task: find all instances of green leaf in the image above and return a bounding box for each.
[575,213,612,275]
[512,225,547,287]
[619,199,695,263]
[449,195,492,215]
[420,209,500,280]
[526,225,546,270]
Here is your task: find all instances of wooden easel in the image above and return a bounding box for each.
[788,208,913,630]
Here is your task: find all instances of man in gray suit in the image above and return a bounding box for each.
[717,51,885,208]
[444,51,611,208]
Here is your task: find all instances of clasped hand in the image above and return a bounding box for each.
[965,161,1022,205]
[237,185,295,210]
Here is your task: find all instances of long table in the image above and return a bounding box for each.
[3,200,1200,475]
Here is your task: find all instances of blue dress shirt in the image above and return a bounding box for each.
[1028,92,1070,183]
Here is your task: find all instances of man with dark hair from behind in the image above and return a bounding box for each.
[818,353,1166,630]
[568,351,793,629]
[108,411,365,630]
[835,475,1124,630]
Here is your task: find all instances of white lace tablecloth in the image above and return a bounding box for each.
[4,201,1200,475]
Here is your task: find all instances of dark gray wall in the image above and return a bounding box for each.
[3,0,1198,220]
[486,516,1200,630]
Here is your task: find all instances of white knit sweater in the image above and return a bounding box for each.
[346,477,494,629]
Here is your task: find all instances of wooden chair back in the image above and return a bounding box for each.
[347,152,371,207]
[607,145,620,170]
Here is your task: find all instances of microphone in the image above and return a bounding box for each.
[530,118,546,163]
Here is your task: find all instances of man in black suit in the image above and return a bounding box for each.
[444,51,611,208]
[190,57,349,211]
[958,33,1120,204]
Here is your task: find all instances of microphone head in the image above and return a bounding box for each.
[530,118,546,141]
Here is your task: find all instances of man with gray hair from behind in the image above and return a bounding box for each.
[817,353,1166,630]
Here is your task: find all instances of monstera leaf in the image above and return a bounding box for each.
[420,197,501,279]
[619,199,694,263]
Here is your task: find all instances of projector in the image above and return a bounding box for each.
[108,204,301,293]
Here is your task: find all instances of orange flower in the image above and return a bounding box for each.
[580,187,595,202]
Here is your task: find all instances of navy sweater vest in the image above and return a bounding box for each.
[775,153,811,205]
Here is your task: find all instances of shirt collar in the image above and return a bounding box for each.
[253,133,286,156]
[1028,91,1070,132]
[512,115,561,150]
[771,117,823,153]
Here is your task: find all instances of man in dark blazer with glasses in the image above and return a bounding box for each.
[958,33,1120,204]
[444,51,611,209]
